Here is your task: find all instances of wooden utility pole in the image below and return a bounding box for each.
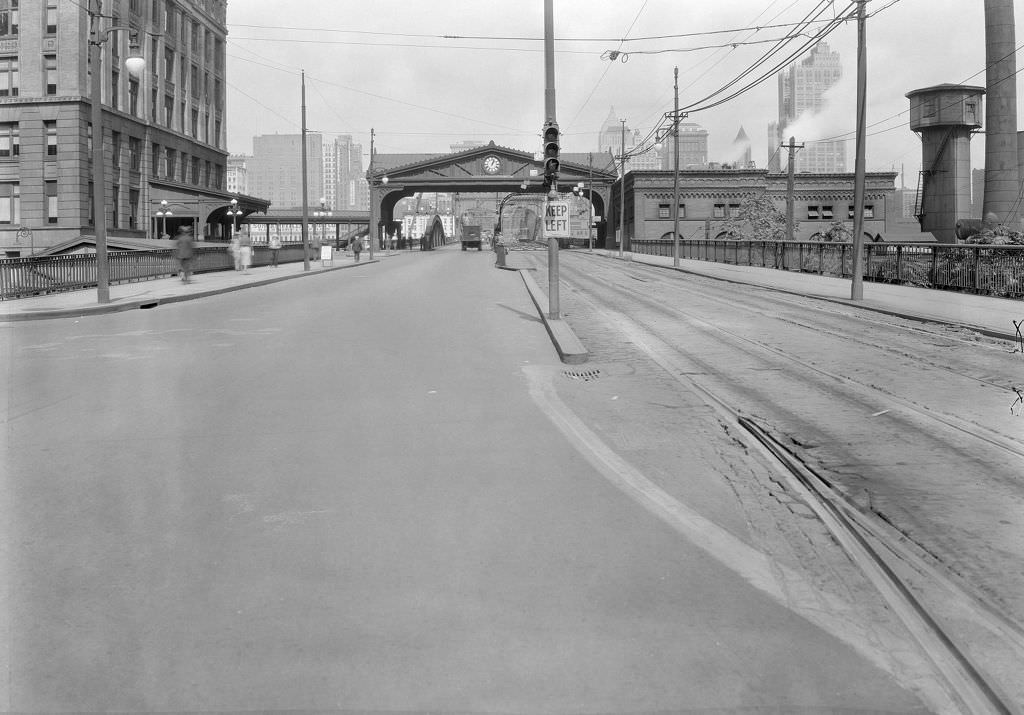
[672,66,681,268]
[301,70,310,272]
[850,0,868,300]
[784,136,804,242]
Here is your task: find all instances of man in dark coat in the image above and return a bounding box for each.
[175,225,196,283]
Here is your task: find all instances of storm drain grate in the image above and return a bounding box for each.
[563,368,602,382]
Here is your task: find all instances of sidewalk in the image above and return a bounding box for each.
[595,250,1024,343]
[0,252,386,322]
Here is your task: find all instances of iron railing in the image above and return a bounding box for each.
[628,239,1024,299]
[0,244,313,300]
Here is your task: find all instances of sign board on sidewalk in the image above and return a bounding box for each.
[320,245,333,265]
[544,200,570,238]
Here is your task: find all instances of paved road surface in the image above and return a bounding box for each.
[3,247,942,712]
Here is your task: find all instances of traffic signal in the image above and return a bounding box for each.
[543,122,560,186]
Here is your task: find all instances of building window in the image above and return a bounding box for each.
[190,63,198,97]
[111,131,121,169]
[190,108,198,137]
[713,203,725,218]
[128,77,139,115]
[658,204,670,219]
[821,205,833,220]
[0,122,18,157]
[807,205,820,219]
[45,181,57,224]
[0,57,19,97]
[112,184,120,227]
[166,148,176,178]
[45,120,56,156]
[190,155,199,184]
[1,0,19,36]
[163,94,173,126]
[848,204,875,219]
[45,0,57,35]
[163,47,174,82]
[87,181,93,225]
[129,136,140,170]
[204,160,211,187]
[152,142,160,176]
[109,68,118,108]
[0,182,18,223]
[728,203,740,217]
[129,188,139,228]
[129,0,140,14]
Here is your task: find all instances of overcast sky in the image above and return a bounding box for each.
[225,0,1020,184]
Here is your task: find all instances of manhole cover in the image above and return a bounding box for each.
[563,368,602,382]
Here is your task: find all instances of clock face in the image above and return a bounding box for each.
[483,156,501,174]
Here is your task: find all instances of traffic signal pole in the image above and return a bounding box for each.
[543,0,559,320]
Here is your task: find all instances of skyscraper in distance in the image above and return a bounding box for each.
[771,42,847,173]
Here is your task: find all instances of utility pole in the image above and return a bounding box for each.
[368,127,376,261]
[301,69,310,272]
[850,0,868,300]
[783,136,804,242]
[618,118,626,258]
[672,66,681,268]
[588,152,593,252]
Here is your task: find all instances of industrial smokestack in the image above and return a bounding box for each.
[982,0,1019,225]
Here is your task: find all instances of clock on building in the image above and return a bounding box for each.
[482,155,502,174]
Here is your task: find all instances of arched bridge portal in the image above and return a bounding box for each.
[370,141,618,247]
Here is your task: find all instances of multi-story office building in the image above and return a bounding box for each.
[248,132,323,211]
[0,0,257,255]
[227,154,248,195]
[661,122,709,170]
[323,134,366,212]
[770,42,847,174]
[597,109,666,173]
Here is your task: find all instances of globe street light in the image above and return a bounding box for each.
[155,199,172,238]
[89,4,147,303]
[226,197,242,236]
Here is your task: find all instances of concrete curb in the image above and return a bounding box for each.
[519,270,589,364]
[0,259,377,322]
[598,252,1021,343]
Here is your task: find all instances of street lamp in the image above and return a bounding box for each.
[89,4,147,303]
[155,199,172,238]
[226,194,241,236]
[313,197,333,253]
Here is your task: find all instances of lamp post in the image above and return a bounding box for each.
[89,2,146,303]
[313,197,333,255]
[226,197,242,237]
[155,199,172,238]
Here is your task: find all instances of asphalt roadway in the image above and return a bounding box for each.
[1,245,995,712]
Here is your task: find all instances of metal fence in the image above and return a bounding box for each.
[0,244,313,301]
[629,239,1024,299]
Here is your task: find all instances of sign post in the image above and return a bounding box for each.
[543,200,570,239]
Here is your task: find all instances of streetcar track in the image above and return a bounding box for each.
[564,261,1024,463]
[577,253,1017,387]
[547,268,1020,713]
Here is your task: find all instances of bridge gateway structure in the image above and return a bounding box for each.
[370,141,618,247]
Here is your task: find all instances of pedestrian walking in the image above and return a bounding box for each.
[238,228,253,274]
[269,233,282,267]
[228,233,241,270]
[175,225,195,283]
[352,236,362,262]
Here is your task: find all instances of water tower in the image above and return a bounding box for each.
[906,84,984,242]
